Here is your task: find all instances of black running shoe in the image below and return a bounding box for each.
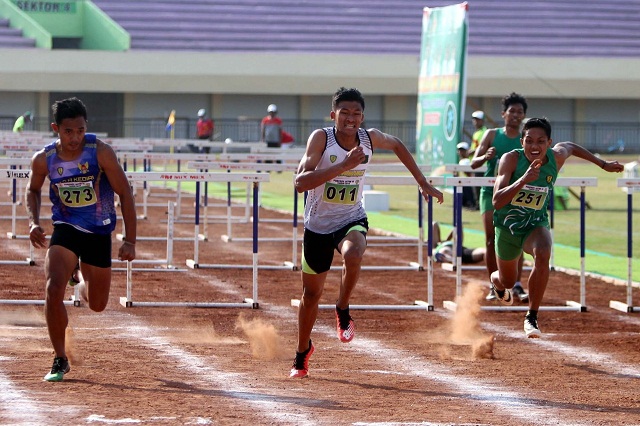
[290,340,314,378]
[492,285,513,306]
[512,284,529,303]
[44,357,70,382]
[524,314,542,338]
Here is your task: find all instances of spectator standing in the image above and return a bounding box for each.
[456,141,478,209]
[196,108,214,153]
[13,111,32,133]
[261,104,283,148]
[470,110,487,154]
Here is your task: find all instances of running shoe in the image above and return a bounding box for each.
[289,340,314,378]
[524,315,542,338]
[68,264,81,287]
[335,305,355,343]
[492,285,513,306]
[485,287,497,301]
[512,284,529,303]
[44,357,70,382]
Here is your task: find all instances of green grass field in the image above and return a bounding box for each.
[155,153,640,282]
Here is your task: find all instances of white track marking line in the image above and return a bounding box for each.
[481,311,640,378]
[262,306,580,425]
[328,330,586,426]
[354,423,492,426]
[113,315,316,426]
[0,360,48,425]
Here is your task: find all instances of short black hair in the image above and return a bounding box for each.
[522,117,552,138]
[332,87,365,111]
[52,97,88,125]
[502,92,528,113]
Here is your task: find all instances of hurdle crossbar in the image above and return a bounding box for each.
[119,171,268,308]
[0,168,36,264]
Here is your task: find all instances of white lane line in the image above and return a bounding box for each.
[482,318,640,378]
[262,305,577,425]
[0,362,48,425]
[335,331,586,426]
[354,423,491,426]
[114,316,316,426]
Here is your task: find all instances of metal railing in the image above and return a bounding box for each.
[1,117,638,154]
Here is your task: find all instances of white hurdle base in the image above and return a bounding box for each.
[609,301,638,313]
[329,263,423,271]
[291,299,434,311]
[0,299,76,306]
[440,263,532,272]
[119,297,258,309]
[443,300,586,312]
[186,259,296,271]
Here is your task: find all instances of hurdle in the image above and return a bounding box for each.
[291,176,444,311]
[112,201,188,272]
[187,160,299,242]
[0,168,35,265]
[0,158,31,209]
[609,177,640,313]
[119,171,269,308]
[326,175,445,272]
[187,161,436,269]
[0,168,77,304]
[443,176,597,312]
[118,152,222,218]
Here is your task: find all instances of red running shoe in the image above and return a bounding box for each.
[289,340,314,378]
[335,305,355,343]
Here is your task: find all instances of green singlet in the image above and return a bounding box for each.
[478,128,522,214]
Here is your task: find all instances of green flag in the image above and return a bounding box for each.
[416,2,468,171]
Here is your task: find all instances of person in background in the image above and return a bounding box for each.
[281,130,295,149]
[456,141,478,209]
[471,93,528,303]
[490,117,623,337]
[196,108,214,153]
[470,110,487,155]
[13,111,32,133]
[25,97,137,382]
[261,104,283,163]
[432,221,485,264]
[289,87,444,379]
[261,104,283,149]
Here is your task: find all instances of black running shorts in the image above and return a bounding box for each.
[49,223,112,268]
[302,218,368,274]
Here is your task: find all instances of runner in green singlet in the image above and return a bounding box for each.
[471,92,528,302]
[489,117,624,338]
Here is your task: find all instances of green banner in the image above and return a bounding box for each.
[416,2,468,170]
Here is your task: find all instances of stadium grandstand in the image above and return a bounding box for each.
[0,0,639,152]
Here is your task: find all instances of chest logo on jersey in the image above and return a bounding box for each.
[78,162,89,174]
[56,167,64,176]
[546,175,553,184]
[330,155,337,163]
